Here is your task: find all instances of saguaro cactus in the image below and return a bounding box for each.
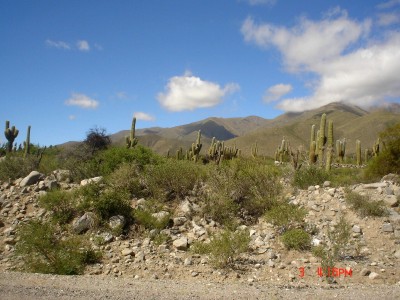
[336,139,346,163]
[309,124,317,164]
[24,125,31,157]
[126,116,138,149]
[356,140,362,166]
[325,120,333,171]
[318,113,327,168]
[190,130,202,162]
[4,121,19,153]
[372,138,380,157]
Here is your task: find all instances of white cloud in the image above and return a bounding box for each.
[241,12,371,73]
[65,93,99,109]
[68,115,76,120]
[241,8,400,112]
[115,91,128,99]
[263,84,292,103]
[157,72,239,112]
[377,13,400,26]
[134,112,155,121]
[45,39,71,50]
[377,0,400,9]
[77,40,90,51]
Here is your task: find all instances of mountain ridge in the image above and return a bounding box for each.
[61,102,400,157]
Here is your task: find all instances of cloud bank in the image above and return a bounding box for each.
[134,112,155,121]
[157,72,239,112]
[241,7,400,112]
[46,39,100,52]
[263,84,292,103]
[65,93,99,109]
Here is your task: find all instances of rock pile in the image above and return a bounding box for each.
[0,170,399,285]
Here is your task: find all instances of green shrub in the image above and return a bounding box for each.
[106,163,143,197]
[264,202,306,229]
[192,229,250,268]
[365,123,400,179]
[134,209,170,231]
[345,189,387,217]
[312,216,351,282]
[202,193,239,228]
[38,189,77,224]
[145,159,206,201]
[281,229,311,251]
[329,168,365,186]
[293,166,330,189]
[16,220,101,275]
[0,154,40,181]
[77,183,133,222]
[205,158,281,222]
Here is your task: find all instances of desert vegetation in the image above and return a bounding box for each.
[0,113,399,283]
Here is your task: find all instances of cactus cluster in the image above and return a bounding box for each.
[309,125,317,164]
[372,138,380,157]
[126,116,138,149]
[317,113,327,168]
[4,120,19,153]
[325,120,334,171]
[208,137,239,164]
[251,142,258,158]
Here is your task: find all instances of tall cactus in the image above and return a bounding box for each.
[372,138,380,157]
[356,140,362,166]
[190,130,202,162]
[24,125,31,157]
[126,116,138,149]
[336,139,346,163]
[325,120,333,171]
[4,121,19,153]
[318,113,327,168]
[251,142,258,158]
[309,124,317,164]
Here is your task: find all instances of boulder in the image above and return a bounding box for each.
[20,171,43,187]
[109,215,126,229]
[80,176,103,186]
[73,212,96,234]
[173,236,188,250]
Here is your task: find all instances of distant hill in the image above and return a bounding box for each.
[61,102,400,158]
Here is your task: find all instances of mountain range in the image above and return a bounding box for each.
[66,102,400,158]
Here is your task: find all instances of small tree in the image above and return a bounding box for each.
[84,127,111,154]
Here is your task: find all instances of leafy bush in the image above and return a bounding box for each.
[145,159,206,201]
[77,183,133,222]
[39,189,77,224]
[202,193,239,228]
[134,209,170,231]
[16,220,101,275]
[345,189,387,217]
[0,154,40,181]
[106,163,143,197]
[312,216,351,282]
[293,166,330,189]
[281,229,311,251]
[192,229,250,268]
[204,159,281,222]
[264,202,306,229]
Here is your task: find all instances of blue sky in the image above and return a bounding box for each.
[1,0,399,146]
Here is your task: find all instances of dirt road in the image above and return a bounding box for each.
[1,272,399,300]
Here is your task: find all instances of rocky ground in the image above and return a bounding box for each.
[1,169,400,299]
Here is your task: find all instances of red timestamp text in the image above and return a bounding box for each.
[299,266,353,278]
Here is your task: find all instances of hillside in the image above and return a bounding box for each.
[61,102,400,158]
[109,102,400,157]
